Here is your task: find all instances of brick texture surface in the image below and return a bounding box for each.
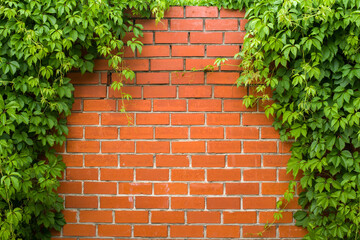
[55,6,302,239]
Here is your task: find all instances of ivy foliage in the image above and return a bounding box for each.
[238,0,360,239]
[0,0,167,239]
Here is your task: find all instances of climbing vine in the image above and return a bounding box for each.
[0,0,167,239]
[238,0,360,239]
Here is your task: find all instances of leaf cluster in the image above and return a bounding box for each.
[238,0,360,239]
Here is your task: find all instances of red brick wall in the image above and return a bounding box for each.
[53,6,306,239]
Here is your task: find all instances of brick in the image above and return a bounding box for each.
[243,197,276,209]
[188,99,221,112]
[207,141,241,153]
[63,224,96,236]
[284,197,302,209]
[67,127,83,139]
[228,155,261,167]
[74,86,106,98]
[172,197,205,209]
[93,59,111,71]
[58,182,82,194]
[143,86,176,98]
[84,182,117,194]
[243,141,277,153]
[124,59,149,71]
[186,6,218,17]
[151,59,183,71]
[226,127,259,139]
[156,155,189,167]
[190,32,222,43]
[280,141,292,153]
[101,169,133,181]
[151,211,185,223]
[221,59,242,71]
[68,72,99,84]
[134,225,167,237]
[259,211,293,223]
[178,85,211,98]
[186,58,218,71]
[136,196,169,209]
[136,72,169,84]
[80,210,112,223]
[224,100,255,112]
[220,8,246,17]
[153,99,186,112]
[192,155,225,167]
[123,32,153,44]
[263,155,290,167]
[101,113,133,125]
[108,86,142,99]
[207,225,240,238]
[136,169,169,181]
[115,211,148,223]
[207,197,240,210]
[207,113,240,125]
[120,127,153,139]
[170,225,204,238]
[172,45,204,57]
[172,169,204,181]
[62,210,77,223]
[243,225,276,238]
[164,6,184,18]
[262,183,289,195]
[171,19,203,30]
[102,141,135,153]
[118,182,152,195]
[66,168,97,180]
[83,100,116,111]
[98,225,131,237]
[207,72,239,84]
[136,113,170,125]
[206,19,238,30]
[72,99,81,111]
[226,183,259,195]
[207,45,240,57]
[171,72,204,84]
[120,154,153,167]
[155,32,188,43]
[187,211,220,223]
[171,113,205,125]
[135,19,168,30]
[214,86,247,98]
[120,99,151,112]
[279,168,302,181]
[279,226,308,238]
[191,127,224,139]
[85,127,117,139]
[223,211,257,224]
[136,141,170,153]
[62,155,83,167]
[261,127,280,139]
[85,155,118,167]
[240,19,248,30]
[100,196,134,208]
[65,196,98,208]
[243,113,274,125]
[243,169,277,181]
[53,143,65,153]
[155,127,188,139]
[154,183,188,195]
[190,183,223,195]
[207,169,241,181]
[67,113,99,125]
[172,141,206,153]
